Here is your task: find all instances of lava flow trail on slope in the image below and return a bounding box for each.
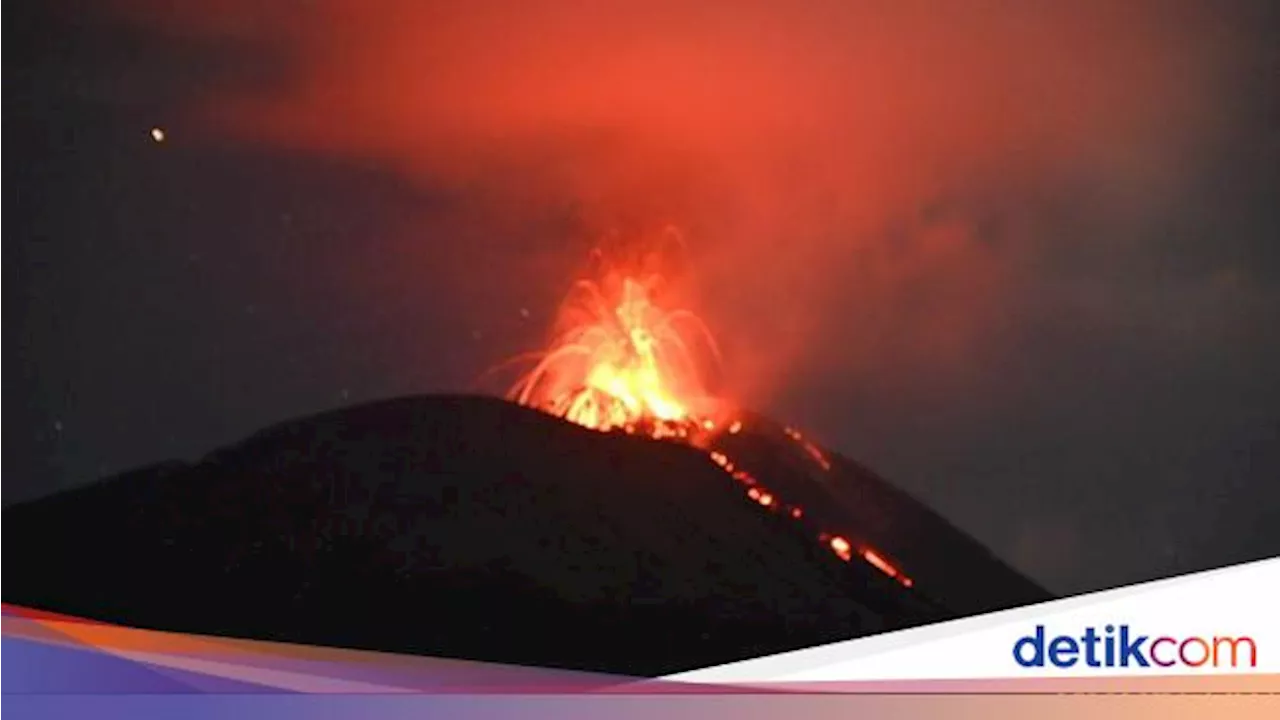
[504,269,920,594]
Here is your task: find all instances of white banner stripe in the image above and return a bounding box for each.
[665,557,1280,683]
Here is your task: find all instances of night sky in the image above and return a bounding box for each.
[6,0,1279,597]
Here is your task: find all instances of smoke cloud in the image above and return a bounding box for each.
[114,0,1238,404]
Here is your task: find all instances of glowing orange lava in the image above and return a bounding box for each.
[509,275,721,434]
[785,426,832,471]
[830,536,854,562]
[504,267,917,592]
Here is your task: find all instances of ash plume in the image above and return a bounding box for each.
[108,0,1241,406]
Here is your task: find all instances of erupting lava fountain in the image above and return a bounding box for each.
[509,272,727,439]
[503,262,914,587]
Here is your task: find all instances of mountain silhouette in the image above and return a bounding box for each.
[3,395,1050,676]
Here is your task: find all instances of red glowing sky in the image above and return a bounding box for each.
[113,0,1241,404]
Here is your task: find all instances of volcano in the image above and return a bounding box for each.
[2,394,1049,677]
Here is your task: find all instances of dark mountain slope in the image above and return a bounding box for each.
[3,395,1048,676]
[720,410,1048,616]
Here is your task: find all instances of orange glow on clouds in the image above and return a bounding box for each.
[114,0,1232,408]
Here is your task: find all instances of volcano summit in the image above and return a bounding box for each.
[3,394,1048,677]
[4,263,1049,676]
